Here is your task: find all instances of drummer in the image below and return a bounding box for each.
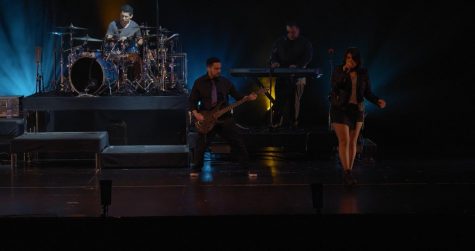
[105,4,143,50]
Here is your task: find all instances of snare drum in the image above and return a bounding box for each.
[79,50,102,58]
[103,37,139,55]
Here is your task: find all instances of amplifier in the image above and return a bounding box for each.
[0,96,22,118]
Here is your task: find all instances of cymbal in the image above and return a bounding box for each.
[158,27,171,33]
[143,33,159,38]
[64,45,85,52]
[72,35,102,42]
[138,26,157,30]
[140,26,171,33]
[146,33,179,41]
[166,33,180,41]
[50,31,70,36]
[105,36,135,42]
[57,23,88,30]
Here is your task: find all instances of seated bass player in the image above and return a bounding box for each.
[189,57,258,177]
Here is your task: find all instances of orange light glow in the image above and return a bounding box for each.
[258,77,276,111]
[98,0,127,33]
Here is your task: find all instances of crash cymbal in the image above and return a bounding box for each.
[72,35,102,42]
[166,33,180,41]
[57,23,88,30]
[50,31,70,36]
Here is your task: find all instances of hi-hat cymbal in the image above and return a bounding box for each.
[146,33,179,41]
[143,33,159,37]
[57,23,88,30]
[158,27,171,33]
[138,25,157,30]
[72,35,102,42]
[140,26,171,33]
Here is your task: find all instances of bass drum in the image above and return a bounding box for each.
[69,54,118,95]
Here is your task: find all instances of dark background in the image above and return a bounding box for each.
[2,0,474,158]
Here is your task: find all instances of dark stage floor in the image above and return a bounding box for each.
[1,156,475,217]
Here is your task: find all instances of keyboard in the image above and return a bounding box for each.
[229,68,321,78]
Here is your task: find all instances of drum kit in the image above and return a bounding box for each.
[51,23,187,96]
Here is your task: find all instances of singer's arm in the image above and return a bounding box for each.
[362,69,380,105]
[331,66,349,90]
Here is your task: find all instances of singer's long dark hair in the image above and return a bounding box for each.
[342,47,362,70]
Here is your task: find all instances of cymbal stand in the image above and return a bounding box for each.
[137,35,157,93]
[157,33,168,92]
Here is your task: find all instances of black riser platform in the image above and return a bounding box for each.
[101,145,190,168]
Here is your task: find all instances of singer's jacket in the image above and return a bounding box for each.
[330,66,380,108]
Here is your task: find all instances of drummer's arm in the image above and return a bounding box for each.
[105,22,116,40]
[135,29,143,46]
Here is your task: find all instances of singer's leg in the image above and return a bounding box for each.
[349,122,364,170]
[332,123,351,171]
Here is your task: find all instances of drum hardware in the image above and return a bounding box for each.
[51,23,90,93]
[114,55,139,95]
[35,47,43,94]
[136,33,158,93]
[49,21,186,96]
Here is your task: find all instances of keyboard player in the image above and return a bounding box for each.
[270,21,313,128]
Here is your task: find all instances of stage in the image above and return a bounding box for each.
[0,0,473,248]
[2,157,475,217]
[0,80,472,249]
[1,156,475,249]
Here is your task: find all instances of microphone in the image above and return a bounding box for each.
[343,66,350,74]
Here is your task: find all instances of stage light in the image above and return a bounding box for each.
[98,0,126,32]
[263,158,279,177]
[0,0,55,96]
[201,162,213,182]
[258,77,276,111]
